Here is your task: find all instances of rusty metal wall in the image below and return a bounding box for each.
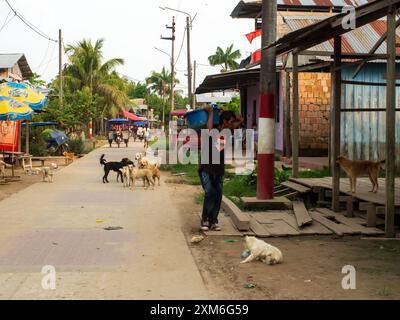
[341,63,400,168]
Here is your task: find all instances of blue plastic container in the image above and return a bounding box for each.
[185,105,219,129]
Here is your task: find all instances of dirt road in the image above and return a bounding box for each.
[0,142,208,299]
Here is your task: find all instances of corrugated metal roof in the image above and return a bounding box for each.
[284,16,400,56]
[0,53,33,79]
[0,53,24,69]
[231,0,375,18]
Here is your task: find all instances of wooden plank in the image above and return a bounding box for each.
[274,188,291,196]
[221,196,250,231]
[315,208,336,219]
[293,201,313,227]
[254,212,332,236]
[241,197,293,210]
[248,217,271,238]
[334,215,384,236]
[285,191,300,199]
[262,220,300,237]
[310,212,356,236]
[281,181,311,194]
[316,209,384,236]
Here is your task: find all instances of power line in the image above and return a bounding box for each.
[175,26,187,66]
[0,9,15,33]
[35,39,51,70]
[4,0,57,42]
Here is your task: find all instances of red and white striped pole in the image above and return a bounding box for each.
[257,0,277,200]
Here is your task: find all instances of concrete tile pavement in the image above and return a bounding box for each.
[0,142,209,300]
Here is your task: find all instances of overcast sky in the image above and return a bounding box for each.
[0,0,254,95]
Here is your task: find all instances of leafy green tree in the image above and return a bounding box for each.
[28,73,46,87]
[145,67,179,96]
[208,44,242,72]
[128,82,149,99]
[48,38,130,134]
[223,95,240,114]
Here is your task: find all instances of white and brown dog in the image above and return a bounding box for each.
[0,160,11,178]
[241,236,283,266]
[128,165,155,190]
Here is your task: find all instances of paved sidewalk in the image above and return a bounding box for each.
[0,142,208,300]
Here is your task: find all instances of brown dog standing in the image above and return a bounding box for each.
[336,156,385,194]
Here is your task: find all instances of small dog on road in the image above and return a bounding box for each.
[42,163,59,183]
[139,159,161,186]
[336,156,385,193]
[128,166,155,190]
[240,236,283,266]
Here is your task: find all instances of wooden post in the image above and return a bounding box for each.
[386,9,396,238]
[292,53,299,178]
[193,60,197,109]
[171,17,176,113]
[186,16,193,109]
[284,71,291,158]
[59,29,63,108]
[332,36,342,212]
[257,0,277,200]
[162,80,166,131]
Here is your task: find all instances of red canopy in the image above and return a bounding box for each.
[123,111,146,122]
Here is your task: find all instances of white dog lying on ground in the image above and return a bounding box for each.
[240,236,283,266]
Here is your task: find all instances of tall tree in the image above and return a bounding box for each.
[145,67,179,96]
[208,44,242,72]
[63,38,129,118]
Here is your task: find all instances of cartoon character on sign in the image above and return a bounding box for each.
[8,88,29,99]
[9,99,24,109]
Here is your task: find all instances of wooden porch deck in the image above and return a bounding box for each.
[290,177,400,207]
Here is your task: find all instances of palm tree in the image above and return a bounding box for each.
[208,44,242,72]
[62,38,129,130]
[145,67,179,96]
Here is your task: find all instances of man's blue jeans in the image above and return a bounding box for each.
[199,170,223,225]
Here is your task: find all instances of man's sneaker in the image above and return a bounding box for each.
[200,221,210,231]
[210,224,222,231]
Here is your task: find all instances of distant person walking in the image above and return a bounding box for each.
[144,125,151,149]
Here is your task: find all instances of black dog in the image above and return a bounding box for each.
[100,154,134,184]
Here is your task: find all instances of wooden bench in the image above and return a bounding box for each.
[31,156,71,167]
[19,155,33,172]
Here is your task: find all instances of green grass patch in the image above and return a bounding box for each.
[298,168,332,179]
[161,163,201,185]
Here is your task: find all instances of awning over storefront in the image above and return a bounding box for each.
[122,110,146,122]
[195,67,260,94]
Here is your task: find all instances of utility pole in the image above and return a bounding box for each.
[161,17,176,113]
[186,17,193,109]
[58,29,63,108]
[162,80,166,131]
[192,60,197,109]
[257,0,277,200]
